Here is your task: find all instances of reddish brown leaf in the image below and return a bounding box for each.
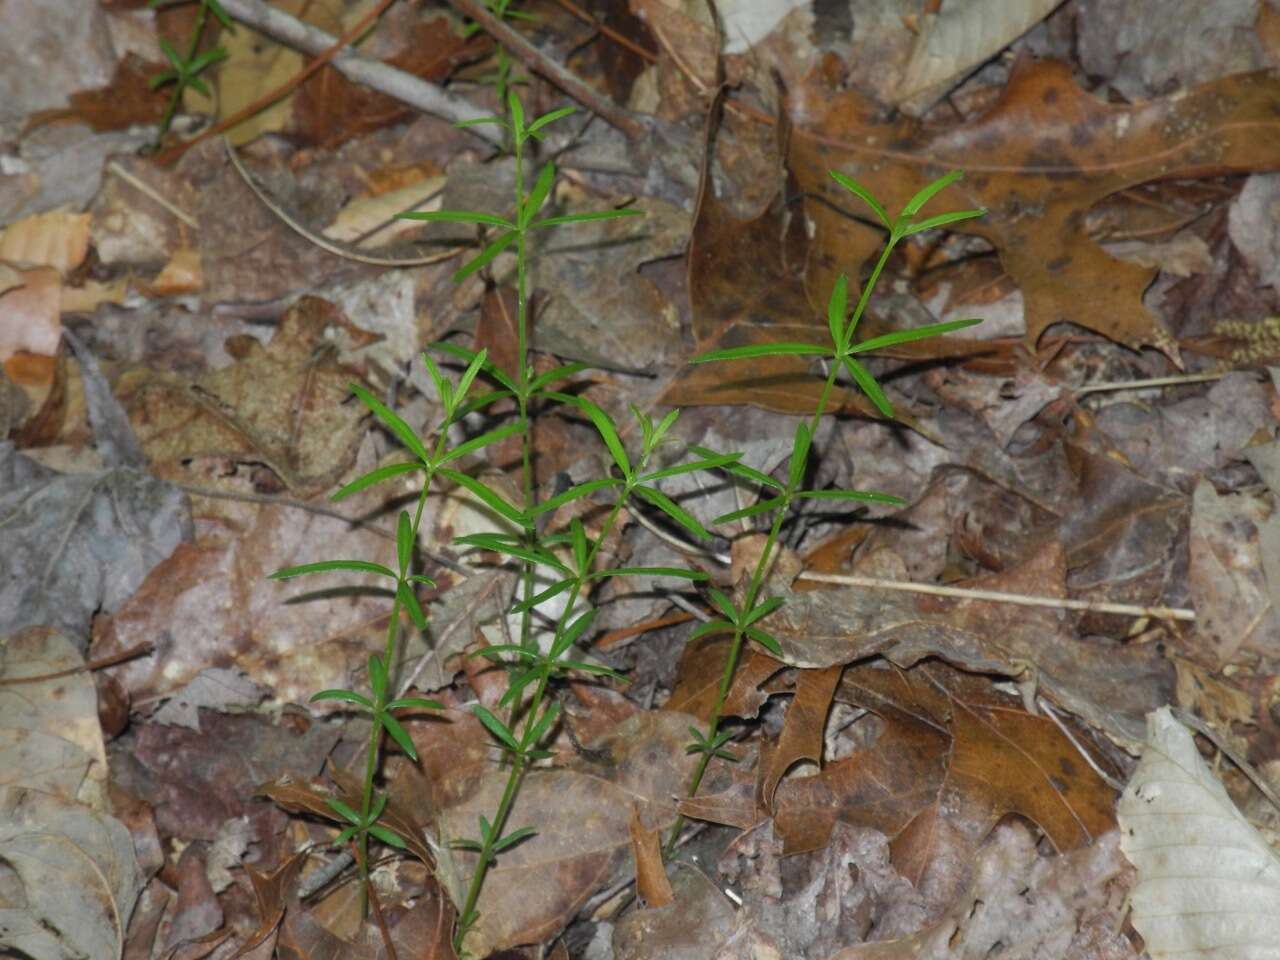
[228,851,306,960]
[628,804,673,908]
[789,58,1280,350]
[473,283,521,388]
[759,664,842,810]
[666,634,784,722]
[23,54,170,133]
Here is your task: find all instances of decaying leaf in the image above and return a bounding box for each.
[1119,707,1280,960]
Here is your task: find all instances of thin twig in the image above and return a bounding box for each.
[105,162,198,228]
[0,641,153,685]
[1074,370,1256,396]
[554,0,658,62]
[223,139,467,268]
[212,0,504,145]
[793,569,1197,621]
[1036,696,1125,791]
[447,0,646,140]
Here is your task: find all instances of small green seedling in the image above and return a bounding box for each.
[147,0,232,145]
[665,170,985,852]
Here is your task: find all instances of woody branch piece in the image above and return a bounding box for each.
[447,0,646,140]
[213,0,504,146]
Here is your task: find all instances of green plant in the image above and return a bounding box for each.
[665,170,985,852]
[398,90,747,954]
[147,0,232,145]
[461,0,535,140]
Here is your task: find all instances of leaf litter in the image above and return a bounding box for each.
[5,1,1280,958]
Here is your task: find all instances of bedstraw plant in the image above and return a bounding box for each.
[272,79,984,955]
[666,169,984,850]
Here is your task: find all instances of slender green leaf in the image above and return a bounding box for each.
[397,510,413,575]
[367,653,387,699]
[550,607,597,659]
[439,469,530,527]
[521,162,557,228]
[454,534,570,572]
[690,342,827,363]
[529,361,588,393]
[510,577,575,613]
[186,73,213,98]
[707,588,739,623]
[453,347,489,411]
[571,517,588,575]
[454,230,517,282]
[688,619,734,642]
[474,705,520,752]
[420,351,449,406]
[433,340,519,393]
[829,171,891,227]
[205,0,234,29]
[382,712,419,762]
[398,581,428,630]
[492,826,537,853]
[270,559,396,580]
[638,452,741,484]
[556,660,627,681]
[688,446,783,490]
[528,477,621,518]
[188,47,227,73]
[841,356,893,418]
[526,105,575,136]
[531,208,643,229]
[795,488,906,506]
[508,89,525,140]
[310,689,373,708]
[331,461,423,501]
[744,596,784,626]
[827,273,848,349]
[454,388,516,420]
[454,115,507,129]
[158,37,184,70]
[745,626,783,656]
[650,408,680,453]
[328,797,361,825]
[498,666,542,708]
[440,423,524,465]
[589,566,707,581]
[349,382,431,464]
[334,825,358,845]
[633,484,710,540]
[408,574,437,587]
[845,317,983,355]
[386,696,445,712]
[788,422,811,492]
[473,644,539,662]
[900,170,963,219]
[397,209,514,229]
[549,392,630,479]
[368,824,407,849]
[711,496,786,526]
[901,208,986,236]
[524,700,561,748]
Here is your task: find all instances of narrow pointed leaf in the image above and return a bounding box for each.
[335,826,358,845]
[525,700,561,748]
[508,90,525,139]
[707,588,739,623]
[526,105,575,136]
[439,423,523,465]
[744,596,784,626]
[829,171,891,227]
[327,798,361,825]
[331,461,423,501]
[474,705,520,752]
[510,577,575,613]
[638,453,742,484]
[841,356,894,418]
[397,510,413,575]
[381,712,419,762]
[531,208,643,229]
[589,566,707,581]
[368,824,407,849]
[901,208,986,236]
[788,422,812,492]
[439,469,530,527]
[453,347,489,410]
[499,666,543,708]
[827,274,848,349]
[433,340,519,393]
[454,230,517,282]
[745,626,783,656]
[557,660,628,681]
[571,517,588,575]
[688,619,734,642]
[528,477,621,517]
[270,559,397,580]
[349,383,431,464]
[310,689,373,708]
[398,581,428,630]
[795,488,906,506]
[633,485,710,540]
[367,653,387,698]
[521,162,557,228]
[492,826,537,853]
[712,496,786,525]
[845,317,983,354]
[397,209,514,229]
[549,392,630,478]
[690,342,827,363]
[900,170,964,219]
[529,361,589,393]
[550,607,597,659]
[688,445,783,490]
[386,696,444,712]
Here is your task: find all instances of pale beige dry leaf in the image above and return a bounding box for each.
[1119,707,1280,960]
[0,210,91,274]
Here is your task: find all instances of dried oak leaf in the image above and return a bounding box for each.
[789,58,1280,351]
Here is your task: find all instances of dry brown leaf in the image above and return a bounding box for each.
[0,266,61,360]
[629,803,674,908]
[790,59,1280,351]
[0,210,91,273]
[759,664,841,810]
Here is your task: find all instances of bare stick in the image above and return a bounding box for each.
[447,0,646,140]
[213,0,503,146]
